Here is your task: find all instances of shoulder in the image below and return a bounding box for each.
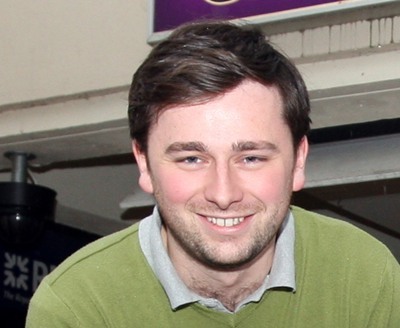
[292,205,384,246]
[291,206,398,272]
[291,206,400,322]
[27,219,168,326]
[45,222,142,286]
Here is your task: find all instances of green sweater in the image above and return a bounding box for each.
[26,207,400,327]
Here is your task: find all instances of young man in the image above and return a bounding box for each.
[27,22,400,327]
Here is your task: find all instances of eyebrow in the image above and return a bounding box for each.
[165,142,208,154]
[165,140,278,154]
[232,141,278,153]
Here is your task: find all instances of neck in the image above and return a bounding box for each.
[162,229,276,311]
[184,262,272,312]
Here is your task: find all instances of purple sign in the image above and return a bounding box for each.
[153,0,340,33]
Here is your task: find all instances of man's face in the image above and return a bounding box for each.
[133,80,308,269]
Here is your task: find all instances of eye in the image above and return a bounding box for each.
[174,155,204,166]
[183,156,202,164]
[174,155,206,170]
[243,156,263,164]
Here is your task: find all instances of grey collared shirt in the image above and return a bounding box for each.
[139,207,296,313]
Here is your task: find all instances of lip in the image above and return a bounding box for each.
[198,213,254,232]
[207,216,244,227]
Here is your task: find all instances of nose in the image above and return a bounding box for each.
[203,162,244,210]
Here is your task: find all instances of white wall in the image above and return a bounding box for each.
[1,0,151,105]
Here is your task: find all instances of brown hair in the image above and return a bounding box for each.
[128,21,311,152]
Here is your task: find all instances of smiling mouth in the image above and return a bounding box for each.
[207,217,245,227]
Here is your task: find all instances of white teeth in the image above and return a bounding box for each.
[207,217,244,227]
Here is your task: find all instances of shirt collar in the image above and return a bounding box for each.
[139,207,296,312]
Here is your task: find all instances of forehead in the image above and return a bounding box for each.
[148,81,288,144]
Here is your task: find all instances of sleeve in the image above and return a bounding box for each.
[25,281,79,328]
[366,252,400,328]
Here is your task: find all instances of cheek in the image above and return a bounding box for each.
[154,170,198,205]
[243,168,293,202]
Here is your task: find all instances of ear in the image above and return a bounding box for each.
[292,137,308,192]
[132,141,154,194]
